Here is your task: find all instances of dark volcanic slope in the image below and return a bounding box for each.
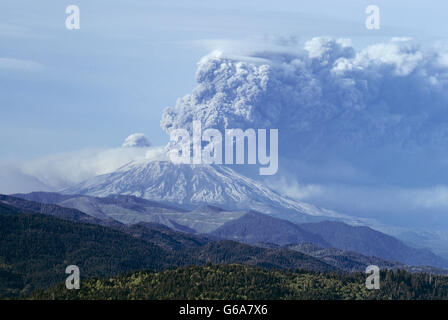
[210,211,330,247]
[299,221,448,268]
[13,192,186,212]
[0,194,119,227]
[12,192,187,227]
[11,192,75,204]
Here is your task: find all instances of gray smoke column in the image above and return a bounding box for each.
[162,37,448,146]
[161,37,448,184]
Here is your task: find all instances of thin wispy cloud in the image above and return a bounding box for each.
[0,24,32,38]
[0,57,43,70]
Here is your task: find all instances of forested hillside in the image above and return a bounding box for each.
[0,202,175,297]
[30,264,448,300]
[0,202,335,298]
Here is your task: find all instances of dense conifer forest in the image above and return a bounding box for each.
[30,264,448,300]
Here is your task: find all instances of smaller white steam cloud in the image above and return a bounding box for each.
[122,133,152,148]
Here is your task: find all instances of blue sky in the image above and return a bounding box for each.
[1,0,447,159]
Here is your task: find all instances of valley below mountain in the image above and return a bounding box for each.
[2,192,448,299]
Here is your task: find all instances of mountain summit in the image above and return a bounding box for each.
[63,160,357,224]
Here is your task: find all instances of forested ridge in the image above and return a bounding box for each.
[0,202,175,297]
[3,199,448,300]
[0,203,334,297]
[30,264,448,300]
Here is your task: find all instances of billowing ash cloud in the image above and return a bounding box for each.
[161,37,448,185]
[122,133,152,148]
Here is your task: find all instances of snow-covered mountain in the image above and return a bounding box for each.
[63,160,367,225]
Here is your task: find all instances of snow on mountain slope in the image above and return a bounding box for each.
[63,160,366,225]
